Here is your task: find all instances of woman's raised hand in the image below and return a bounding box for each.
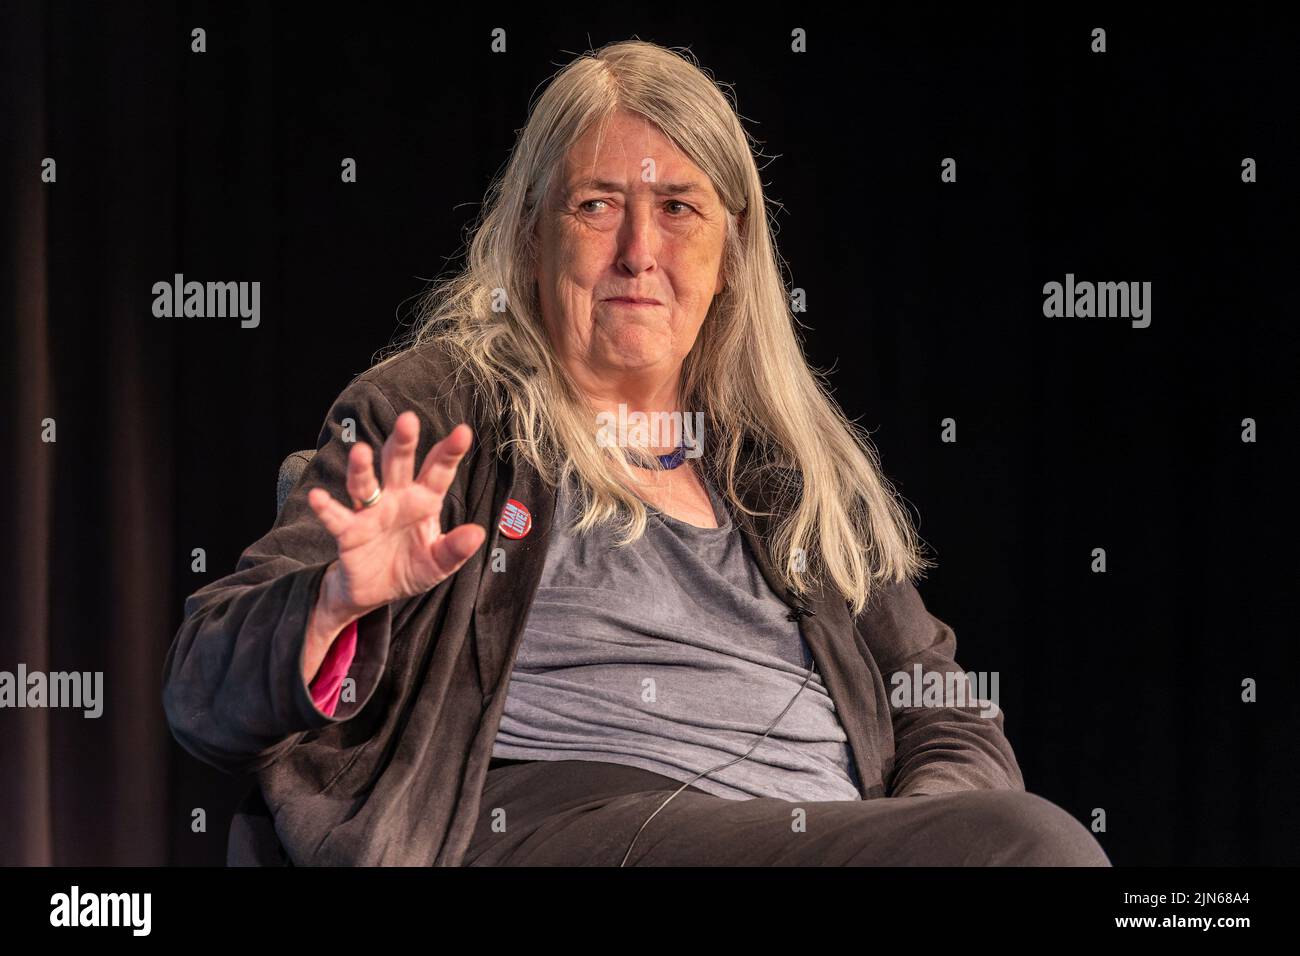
[307,413,487,618]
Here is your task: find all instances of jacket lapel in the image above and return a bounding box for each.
[469,438,558,699]
[729,480,888,799]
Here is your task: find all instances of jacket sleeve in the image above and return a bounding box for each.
[855,579,1025,797]
[161,377,404,776]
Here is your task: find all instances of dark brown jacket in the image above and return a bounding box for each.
[161,339,1025,866]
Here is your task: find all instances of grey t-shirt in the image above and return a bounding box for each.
[490,471,863,802]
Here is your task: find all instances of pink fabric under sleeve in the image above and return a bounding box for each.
[308,619,359,717]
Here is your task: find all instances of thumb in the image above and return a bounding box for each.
[429,523,487,575]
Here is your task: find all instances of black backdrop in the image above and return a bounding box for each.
[2,1,1296,866]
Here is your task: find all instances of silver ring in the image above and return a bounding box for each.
[359,486,383,509]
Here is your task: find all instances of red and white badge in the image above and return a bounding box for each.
[498,498,533,539]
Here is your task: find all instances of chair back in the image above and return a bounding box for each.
[276,449,316,515]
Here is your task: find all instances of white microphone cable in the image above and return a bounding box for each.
[617,651,819,867]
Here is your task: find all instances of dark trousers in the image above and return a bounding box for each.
[465,758,1112,866]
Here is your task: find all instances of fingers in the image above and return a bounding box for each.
[417,423,474,497]
[381,411,421,490]
[345,440,380,509]
[427,523,487,581]
[328,415,471,530]
[307,487,355,537]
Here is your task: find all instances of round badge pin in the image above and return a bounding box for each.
[498,498,533,539]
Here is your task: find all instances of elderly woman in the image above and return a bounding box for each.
[162,40,1109,867]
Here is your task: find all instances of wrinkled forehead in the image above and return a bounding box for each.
[558,113,707,186]
[567,112,681,162]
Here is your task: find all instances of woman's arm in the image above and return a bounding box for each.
[307,618,359,718]
[854,579,1026,797]
[160,378,408,775]
[302,559,366,685]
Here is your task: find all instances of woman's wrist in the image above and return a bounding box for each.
[303,562,367,682]
[316,561,362,626]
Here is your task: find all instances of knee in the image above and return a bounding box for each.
[960,790,1112,867]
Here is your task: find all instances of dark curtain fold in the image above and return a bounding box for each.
[3,0,182,865]
[2,0,55,868]
[3,0,296,866]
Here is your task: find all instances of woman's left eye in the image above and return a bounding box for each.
[664,200,693,215]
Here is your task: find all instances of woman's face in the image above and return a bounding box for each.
[534,110,729,392]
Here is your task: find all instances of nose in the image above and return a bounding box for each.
[615,199,658,276]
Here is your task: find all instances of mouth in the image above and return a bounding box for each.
[604,297,663,306]
[598,295,660,306]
